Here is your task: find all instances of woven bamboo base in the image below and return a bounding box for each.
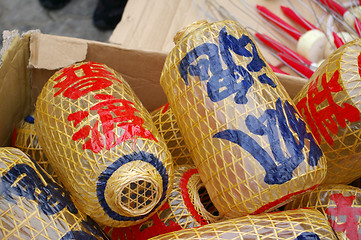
[294,38,361,185]
[34,62,174,227]
[149,208,337,239]
[104,164,221,239]
[12,114,57,181]
[151,103,193,166]
[0,147,109,239]
[285,184,361,240]
[160,20,326,219]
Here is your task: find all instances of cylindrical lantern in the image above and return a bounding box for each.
[285,184,361,240]
[0,147,109,240]
[12,114,57,180]
[151,103,193,166]
[104,164,221,239]
[148,208,337,240]
[293,38,361,184]
[34,61,174,227]
[160,20,327,219]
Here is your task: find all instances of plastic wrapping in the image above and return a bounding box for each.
[12,114,57,181]
[0,147,109,239]
[293,38,361,184]
[285,184,361,240]
[160,20,327,219]
[34,61,174,227]
[148,208,337,239]
[104,164,221,239]
[151,103,193,166]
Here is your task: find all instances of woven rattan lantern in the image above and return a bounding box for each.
[12,114,57,180]
[0,147,109,239]
[160,19,327,219]
[104,164,221,239]
[34,61,174,227]
[151,103,193,166]
[148,208,337,239]
[293,38,361,185]
[285,184,361,240]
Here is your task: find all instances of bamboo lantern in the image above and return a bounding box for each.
[12,114,57,180]
[160,19,327,219]
[0,147,109,240]
[34,61,174,227]
[151,103,193,166]
[148,208,337,239]
[285,184,361,240]
[104,164,221,239]
[293,38,361,184]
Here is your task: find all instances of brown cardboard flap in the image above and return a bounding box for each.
[29,32,88,70]
[0,31,32,146]
[276,73,308,99]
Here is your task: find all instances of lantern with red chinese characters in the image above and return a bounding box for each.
[285,184,361,240]
[160,20,327,219]
[34,61,174,227]
[293,38,361,184]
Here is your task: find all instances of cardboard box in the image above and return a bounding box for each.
[0,30,307,147]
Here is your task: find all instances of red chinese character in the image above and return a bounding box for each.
[325,193,361,239]
[296,70,360,145]
[53,62,121,99]
[68,94,157,153]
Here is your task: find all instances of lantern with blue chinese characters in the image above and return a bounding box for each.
[34,61,174,227]
[293,38,361,185]
[0,147,110,240]
[104,164,221,240]
[148,208,337,240]
[160,20,327,219]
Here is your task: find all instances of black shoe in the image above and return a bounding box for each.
[93,0,128,30]
[39,0,71,10]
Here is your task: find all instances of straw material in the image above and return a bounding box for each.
[12,115,58,181]
[151,103,193,166]
[0,147,110,239]
[34,61,174,227]
[148,208,337,239]
[285,184,361,240]
[293,38,361,185]
[160,19,327,219]
[104,164,221,239]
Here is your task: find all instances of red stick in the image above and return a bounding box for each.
[256,5,303,40]
[318,0,347,16]
[332,32,344,48]
[268,63,289,75]
[278,53,314,78]
[280,5,318,31]
[255,33,312,65]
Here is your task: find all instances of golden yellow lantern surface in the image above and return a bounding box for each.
[160,20,326,218]
[294,38,361,184]
[151,103,193,166]
[285,184,361,240]
[0,147,109,239]
[34,61,174,227]
[149,208,337,240]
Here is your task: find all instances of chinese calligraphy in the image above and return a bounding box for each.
[179,27,276,104]
[296,70,360,145]
[214,98,322,185]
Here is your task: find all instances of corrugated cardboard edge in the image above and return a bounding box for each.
[29,32,88,70]
[0,30,33,146]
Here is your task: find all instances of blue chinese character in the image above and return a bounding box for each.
[213,98,322,185]
[0,162,77,215]
[295,232,321,240]
[179,27,276,104]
